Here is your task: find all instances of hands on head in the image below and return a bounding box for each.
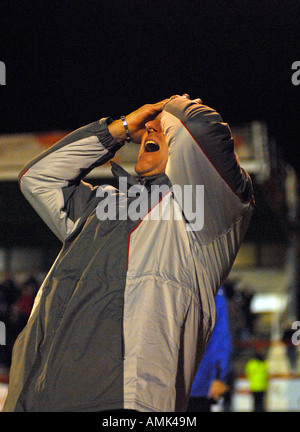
[108,94,202,145]
[124,99,169,144]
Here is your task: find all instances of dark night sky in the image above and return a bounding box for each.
[1,0,300,173]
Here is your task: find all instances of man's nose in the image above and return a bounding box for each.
[145,118,161,133]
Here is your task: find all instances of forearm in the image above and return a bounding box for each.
[19,118,123,188]
[18,117,124,241]
[163,96,253,204]
[162,96,254,240]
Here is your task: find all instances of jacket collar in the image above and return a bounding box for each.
[110,161,171,190]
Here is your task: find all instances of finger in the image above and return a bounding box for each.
[169,94,180,100]
[151,99,169,113]
[153,98,169,107]
[168,94,202,104]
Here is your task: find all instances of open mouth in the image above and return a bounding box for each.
[145,140,160,152]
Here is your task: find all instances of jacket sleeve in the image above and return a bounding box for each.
[161,96,254,242]
[18,118,124,242]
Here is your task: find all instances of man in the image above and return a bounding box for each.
[282,322,298,373]
[3,95,254,412]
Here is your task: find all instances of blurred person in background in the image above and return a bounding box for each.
[245,350,269,412]
[282,321,298,374]
[0,273,19,312]
[240,287,256,339]
[223,281,246,344]
[0,274,18,371]
[187,286,232,412]
[3,276,36,369]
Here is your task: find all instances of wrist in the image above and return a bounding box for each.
[108,117,132,143]
[108,119,128,143]
[120,116,131,142]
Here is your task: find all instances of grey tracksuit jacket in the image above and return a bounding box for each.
[3,96,254,412]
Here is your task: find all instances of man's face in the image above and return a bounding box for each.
[135,113,168,177]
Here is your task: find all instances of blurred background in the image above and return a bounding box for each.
[0,0,300,411]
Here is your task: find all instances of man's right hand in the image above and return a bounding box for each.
[108,99,168,144]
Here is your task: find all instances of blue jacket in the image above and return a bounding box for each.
[190,286,232,398]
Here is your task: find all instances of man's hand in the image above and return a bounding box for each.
[108,99,168,144]
[169,94,202,104]
[208,380,229,401]
[108,95,202,144]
